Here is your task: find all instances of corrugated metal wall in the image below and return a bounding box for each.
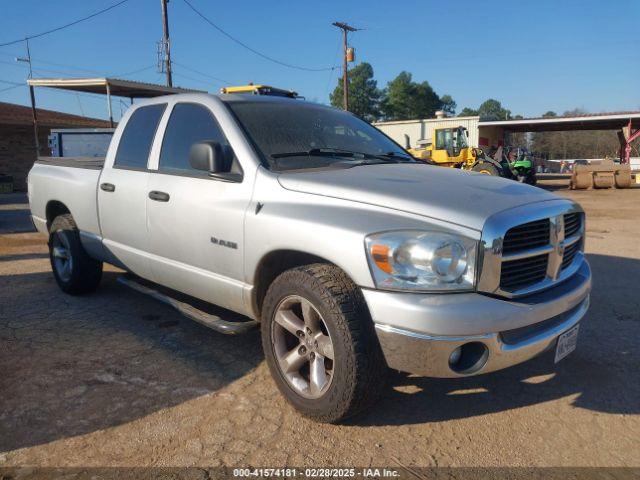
[374,117,480,148]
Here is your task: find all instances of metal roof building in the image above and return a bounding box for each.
[374,111,640,164]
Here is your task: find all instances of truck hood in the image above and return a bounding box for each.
[277,163,559,231]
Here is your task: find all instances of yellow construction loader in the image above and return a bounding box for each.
[405,126,537,184]
[406,126,501,174]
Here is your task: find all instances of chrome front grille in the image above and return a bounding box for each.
[478,202,585,298]
[562,240,581,270]
[564,212,581,238]
[500,253,549,291]
[502,218,550,255]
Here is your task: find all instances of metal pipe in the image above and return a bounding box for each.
[25,39,40,155]
[106,81,114,127]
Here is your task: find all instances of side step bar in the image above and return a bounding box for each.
[117,276,258,335]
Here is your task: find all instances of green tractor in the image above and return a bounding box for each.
[486,146,537,185]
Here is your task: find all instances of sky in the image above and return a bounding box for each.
[1,0,638,122]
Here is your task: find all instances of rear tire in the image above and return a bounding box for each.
[49,214,103,295]
[472,162,500,176]
[261,264,387,423]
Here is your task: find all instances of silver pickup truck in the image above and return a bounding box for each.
[28,93,591,422]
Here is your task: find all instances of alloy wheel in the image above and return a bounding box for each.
[271,295,335,399]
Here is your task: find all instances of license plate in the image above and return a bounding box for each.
[555,324,580,363]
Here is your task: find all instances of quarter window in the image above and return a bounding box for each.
[114,103,166,169]
[159,103,232,174]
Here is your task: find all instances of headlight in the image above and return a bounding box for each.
[365,231,477,291]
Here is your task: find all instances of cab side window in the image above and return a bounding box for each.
[159,103,235,175]
[435,129,446,150]
[114,103,166,169]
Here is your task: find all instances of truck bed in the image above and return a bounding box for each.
[36,156,105,170]
[28,157,104,241]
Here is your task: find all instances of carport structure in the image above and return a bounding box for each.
[25,77,203,153]
[479,111,640,164]
[28,77,203,127]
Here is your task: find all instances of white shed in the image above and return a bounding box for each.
[374,115,481,149]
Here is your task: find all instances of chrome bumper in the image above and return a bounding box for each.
[365,260,591,378]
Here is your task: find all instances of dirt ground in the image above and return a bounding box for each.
[1,177,639,469]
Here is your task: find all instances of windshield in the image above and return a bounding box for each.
[225,100,413,171]
[454,127,469,150]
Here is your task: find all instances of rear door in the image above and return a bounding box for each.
[146,101,252,313]
[98,103,166,277]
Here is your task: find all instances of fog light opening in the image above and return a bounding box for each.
[448,342,489,374]
[449,346,462,366]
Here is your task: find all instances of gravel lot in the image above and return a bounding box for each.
[1,178,639,469]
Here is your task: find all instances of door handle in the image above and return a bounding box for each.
[100,182,115,192]
[148,190,170,202]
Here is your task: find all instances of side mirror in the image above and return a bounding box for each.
[189,141,226,173]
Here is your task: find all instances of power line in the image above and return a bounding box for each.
[0,50,155,80]
[172,61,231,84]
[324,36,343,101]
[113,64,157,77]
[181,0,337,72]
[0,0,131,47]
[172,72,213,88]
[0,84,25,95]
[5,56,156,81]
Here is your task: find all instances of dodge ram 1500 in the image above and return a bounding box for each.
[28,93,591,422]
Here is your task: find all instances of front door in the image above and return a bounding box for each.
[98,103,167,278]
[146,102,251,313]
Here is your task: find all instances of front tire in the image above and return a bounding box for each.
[49,214,103,295]
[472,162,500,176]
[261,264,386,423]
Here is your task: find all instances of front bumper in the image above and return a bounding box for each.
[364,260,591,378]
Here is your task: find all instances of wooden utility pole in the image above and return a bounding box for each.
[160,0,173,87]
[332,22,358,111]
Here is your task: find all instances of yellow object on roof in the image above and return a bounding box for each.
[220,84,298,98]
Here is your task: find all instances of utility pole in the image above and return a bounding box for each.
[160,0,173,87]
[17,39,39,154]
[332,22,358,111]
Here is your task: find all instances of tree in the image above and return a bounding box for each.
[329,62,381,121]
[440,94,457,116]
[380,72,442,121]
[477,99,511,120]
[458,107,478,117]
[458,99,512,120]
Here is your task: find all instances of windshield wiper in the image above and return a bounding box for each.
[380,152,415,162]
[271,148,360,159]
[271,148,413,163]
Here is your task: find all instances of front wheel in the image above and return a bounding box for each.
[471,162,500,176]
[49,214,103,294]
[261,264,386,423]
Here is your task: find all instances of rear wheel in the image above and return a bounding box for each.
[471,162,500,176]
[261,264,386,423]
[49,214,103,294]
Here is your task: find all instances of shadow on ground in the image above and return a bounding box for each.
[0,269,263,452]
[0,238,638,448]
